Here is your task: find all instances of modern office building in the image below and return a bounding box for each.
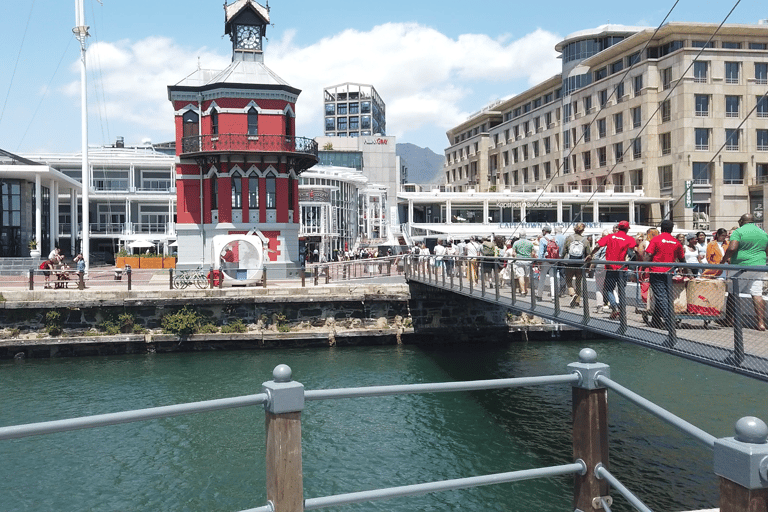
[443,22,768,230]
[323,83,386,138]
[168,0,318,276]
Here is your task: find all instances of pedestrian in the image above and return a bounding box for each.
[585,220,638,319]
[563,223,591,307]
[536,226,559,300]
[643,219,685,329]
[721,214,768,331]
[684,233,701,276]
[701,228,728,278]
[433,239,446,274]
[512,230,533,295]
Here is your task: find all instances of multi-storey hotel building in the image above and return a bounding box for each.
[324,83,386,138]
[443,23,768,229]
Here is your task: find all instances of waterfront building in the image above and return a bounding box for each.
[167,0,318,276]
[314,135,399,242]
[323,83,386,138]
[1,141,175,261]
[298,165,368,260]
[443,22,768,230]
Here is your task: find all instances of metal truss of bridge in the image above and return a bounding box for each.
[405,255,768,382]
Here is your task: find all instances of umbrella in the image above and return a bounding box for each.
[128,239,154,249]
[169,241,179,247]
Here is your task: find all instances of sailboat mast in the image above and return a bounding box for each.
[73,0,89,269]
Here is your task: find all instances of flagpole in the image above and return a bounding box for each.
[73,0,90,270]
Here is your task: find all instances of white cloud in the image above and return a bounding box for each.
[63,23,561,148]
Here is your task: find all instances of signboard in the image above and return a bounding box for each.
[299,188,331,203]
[684,180,693,208]
[496,201,556,209]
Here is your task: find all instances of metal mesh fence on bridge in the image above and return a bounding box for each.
[405,254,768,381]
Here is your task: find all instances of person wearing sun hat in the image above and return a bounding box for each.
[585,220,638,319]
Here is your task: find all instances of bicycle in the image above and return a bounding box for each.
[173,268,209,289]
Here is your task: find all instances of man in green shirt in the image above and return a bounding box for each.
[722,213,768,330]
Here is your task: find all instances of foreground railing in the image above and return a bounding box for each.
[1,349,766,511]
[405,254,768,381]
[304,256,404,284]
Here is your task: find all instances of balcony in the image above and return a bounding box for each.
[181,134,319,171]
[137,180,173,193]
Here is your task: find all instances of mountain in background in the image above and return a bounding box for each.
[396,143,445,185]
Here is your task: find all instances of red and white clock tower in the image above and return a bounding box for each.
[168,0,317,277]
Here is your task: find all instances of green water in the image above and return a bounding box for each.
[1,340,766,511]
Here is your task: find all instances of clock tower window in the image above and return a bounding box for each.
[248,108,259,136]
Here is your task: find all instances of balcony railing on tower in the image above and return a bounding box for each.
[181,134,318,158]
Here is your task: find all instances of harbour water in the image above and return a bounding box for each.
[1,339,766,511]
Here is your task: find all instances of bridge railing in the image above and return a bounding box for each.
[404,254,768,381]
[304,256,404,284]
[1,349,766,511]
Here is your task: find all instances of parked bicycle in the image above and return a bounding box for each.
[173,268,208,289]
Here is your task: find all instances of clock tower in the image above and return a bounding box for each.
[225,0,270,61]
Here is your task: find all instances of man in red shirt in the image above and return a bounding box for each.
[585,220,637,319]
[643,219,685,329]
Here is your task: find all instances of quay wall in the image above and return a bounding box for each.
[0,282,562,359]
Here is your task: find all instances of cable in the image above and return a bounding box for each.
[0,0,36,127]
[16,38,74,150]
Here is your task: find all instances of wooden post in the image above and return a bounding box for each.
[568,349,610,511]
[169,268,174,290]
[719,478,768,512]
[29,269,34,291]
[263,365,305,512]
[78,271,85,290]
[126,265,132,291]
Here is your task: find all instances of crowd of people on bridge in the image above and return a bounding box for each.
[408,213,768,331]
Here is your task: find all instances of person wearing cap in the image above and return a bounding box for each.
[683,233,701,276]
[643,219,685,329]
[585,220,637,319]
[512,229,533,295]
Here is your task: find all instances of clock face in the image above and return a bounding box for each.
[237,25,261,50]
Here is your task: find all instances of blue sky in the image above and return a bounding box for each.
[1,0,764,155]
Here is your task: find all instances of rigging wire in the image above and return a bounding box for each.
[16,38,75,150]
[88,0,112,146]
[0,0,37,129]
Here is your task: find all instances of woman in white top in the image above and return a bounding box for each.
[684,234,701,275]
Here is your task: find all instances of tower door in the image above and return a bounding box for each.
[182,111,200,152]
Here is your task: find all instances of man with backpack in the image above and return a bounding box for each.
[563,223,591,307]
[536,226,560,300]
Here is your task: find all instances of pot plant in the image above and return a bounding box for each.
[28,238,41,259]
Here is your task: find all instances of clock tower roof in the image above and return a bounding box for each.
[224,0,270,36]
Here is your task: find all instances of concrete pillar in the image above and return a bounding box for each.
[35,174,42,251]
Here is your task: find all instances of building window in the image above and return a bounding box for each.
[563,130,570,149]
[695,128,710,150]
[583,151,591,170]
[615,81,625,101]
[695,95,710,116]
[361,101,371,113]
[285,113,292,138]
[692,162,711,184]
[632,138,642,159]
[231,175,242,209]
[266,176,276,209]
[582,124,590,142]
[757,163,768,184]
[522,145,528,160]
[614,142,624,163]
[211,175,218,210]
[361,116,371,129]
[337,118,347,131]
[597,146,607,167]
[533,140,539,157]
[758,129,768,151]
[723,163,744,184]
[614,112,623,134]
[563,157,570,174]
[725,129,740,151]
[691,40,715,49]
[722,41,741,49]
[632,106,642,128]
[659,165,673,188]
[661,68,672,89]
[544,162,551,178]
[325,104,335,115]
[756,63,768,85]
[325,118,335,131]
[349,102,359,114]
[693,61,708,83]
[337,103,347,115]
[210,110,218,135]
[599,89,608,107]
[660,100,671,122]
[248,177,259,209]
[725,62,740,84]
[584,95,592,112]
[349,116,359,130]
[758,96,768,118]
[725,95,740,118]
[534,117,541,131]
[750,43,768,50]
[544,137,550,154]
[634,74,643,97]
[597,118,606,138]
[660,133,671,155]
[248,107,259,136]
